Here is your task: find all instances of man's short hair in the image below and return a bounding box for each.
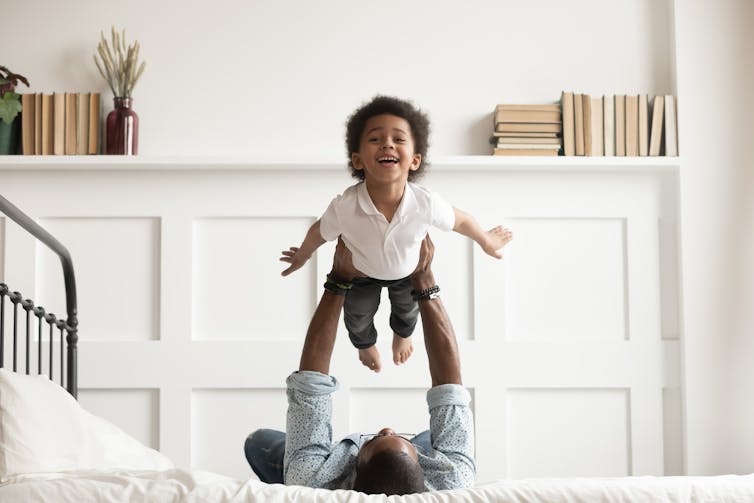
[352,450,426,495]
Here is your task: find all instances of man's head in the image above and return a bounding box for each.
[345,95,431,182]
[352,428,426,495]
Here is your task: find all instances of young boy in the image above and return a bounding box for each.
[280,96,512,372]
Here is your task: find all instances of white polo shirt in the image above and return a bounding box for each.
[319,182,455,280]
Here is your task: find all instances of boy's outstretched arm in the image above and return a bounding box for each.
[452,207,512,259]
[280,220,327,276]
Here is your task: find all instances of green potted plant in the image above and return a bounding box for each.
[0,66,30,155]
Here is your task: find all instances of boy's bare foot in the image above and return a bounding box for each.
[392,333,414,365]
[359,346,382,372]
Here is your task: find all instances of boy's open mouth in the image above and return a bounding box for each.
[378,156,399,166]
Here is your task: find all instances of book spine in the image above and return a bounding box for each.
[561,91,575,156]
[615,95,626,156]
[664,95,678,156]
[591,97,603,156]
[21,93,36,155]
[53,93,66,155]
[574,94,584,156]
[65,93,77,155]
[603,95,615,156]
[582,94,593,156]
[638,94,649,156]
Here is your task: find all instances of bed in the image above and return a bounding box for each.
[1,192,753,502]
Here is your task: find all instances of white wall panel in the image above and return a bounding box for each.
[505,218,627,341]
[192,388,287,480]
[78,388,160,449]
[35,218,160,341]
[0,161,680,480]
[506,388,630,478]
[192,217,314,340]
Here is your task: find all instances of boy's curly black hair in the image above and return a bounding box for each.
[345,95,431,182]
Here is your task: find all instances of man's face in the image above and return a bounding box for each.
[357,427,419,465]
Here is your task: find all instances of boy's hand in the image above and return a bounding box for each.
[482,226,513,259]
[280,246,311,276]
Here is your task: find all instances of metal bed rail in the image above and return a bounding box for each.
[0,194,78,398]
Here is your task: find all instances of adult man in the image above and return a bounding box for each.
[244,236,475,495]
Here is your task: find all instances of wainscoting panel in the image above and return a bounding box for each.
[78,388,160,450]
[0,159,681,483]
[36,217,161,341]
[506,388,630,478]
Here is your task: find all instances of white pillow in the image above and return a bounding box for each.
[0,369,174,481]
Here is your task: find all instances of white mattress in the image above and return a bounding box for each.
[2,469,753,502]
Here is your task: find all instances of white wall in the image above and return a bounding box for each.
[673,0,754,475]
[1,0,753,477]
[3,0,671,156]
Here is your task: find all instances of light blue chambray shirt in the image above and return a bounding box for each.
[283,370,476,491]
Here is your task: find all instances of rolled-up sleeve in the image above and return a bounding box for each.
[425,384,476,489]
[283,371,338,486]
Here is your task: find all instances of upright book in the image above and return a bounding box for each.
[65,93,77,155]
[76,92,90,155]
[34,93,42,154]
[53,93,66,155]
[88,92,100,154]
[590,96,603,156]
[664,95,678,156]
[638,94,649,156]
[625,95,639,156]
[21,93,36,155]
[649,95,665,156]
[41,94,54,155]
[574,93,584,156]
[582,94,593,155]
[561,91,575,156]
[615,95,626,156]
[603,95,615,156]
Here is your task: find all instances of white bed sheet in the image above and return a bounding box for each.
[2,468,754,502]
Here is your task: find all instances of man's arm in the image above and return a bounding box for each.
[284,239,363,487]
[412,235,476,489]
[298,238,361,373]
[411,235,462,387]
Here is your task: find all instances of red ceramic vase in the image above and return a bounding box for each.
[105,97,138,155]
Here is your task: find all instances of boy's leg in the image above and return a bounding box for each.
[344,278,383,371]
[387,277,419,364]
[344,278,382,347]
[244,429,286,483]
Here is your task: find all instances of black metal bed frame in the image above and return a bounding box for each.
[0,194,78,398]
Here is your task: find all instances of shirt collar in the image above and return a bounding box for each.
[356,182,416,219]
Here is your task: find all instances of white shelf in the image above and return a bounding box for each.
[0,155,680,173]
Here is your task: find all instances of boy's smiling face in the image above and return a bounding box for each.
[351,114,422,187]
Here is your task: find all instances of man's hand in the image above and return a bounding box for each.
[330,238,364,282]
[411,234,436,292]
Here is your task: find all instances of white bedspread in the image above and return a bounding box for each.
[2,469,754,502]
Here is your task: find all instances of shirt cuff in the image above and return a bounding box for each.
[287,370,339,396]
[426,383,471,410]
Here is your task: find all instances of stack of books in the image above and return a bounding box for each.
[491,104,562,156]
[19,92,101,155]
[560,91,678,157]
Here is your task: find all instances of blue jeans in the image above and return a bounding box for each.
[244,429,433,483]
